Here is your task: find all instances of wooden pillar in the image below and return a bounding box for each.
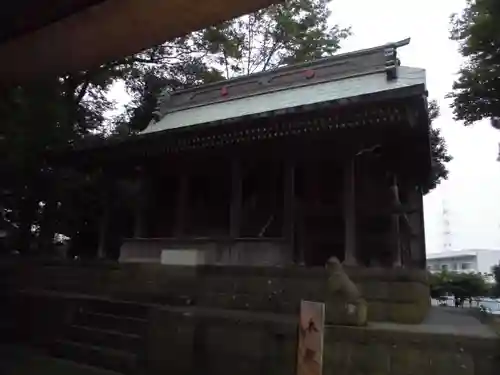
[283,159,296,261]
[230,159,242,238]
[407,186,426,269]
[174,173,189,237]
[390,176,402,267]
[133,174,149,238]
[416,188,427,269]
[343,159,357,266]
[97,198,110,258]
[98,174,112,258]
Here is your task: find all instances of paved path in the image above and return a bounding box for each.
[370,306,498,338]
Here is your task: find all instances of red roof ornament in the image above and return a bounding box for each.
[304,69,315,79]
[221,86,229,96]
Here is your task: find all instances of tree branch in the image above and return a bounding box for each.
[223,50,230,80]
[75,80,90,105]
[247,14,254,75]
[261,40,282,72]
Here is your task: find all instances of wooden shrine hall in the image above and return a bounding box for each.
[66,39,431,268]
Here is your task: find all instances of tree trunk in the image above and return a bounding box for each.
[17,190,38,255]
[38,198,57,255]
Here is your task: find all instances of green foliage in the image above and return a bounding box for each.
[194,0,351,78]
[0,63,131,252]
[448,0,500,125]
[491,263,500,296]
[430,270,489,300]
[424,100,452,193]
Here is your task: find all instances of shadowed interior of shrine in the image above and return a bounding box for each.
[113,118,428,269]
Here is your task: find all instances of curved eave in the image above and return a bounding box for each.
[145,66,426,134]
[51,91,429,167]
[0,0,281,82]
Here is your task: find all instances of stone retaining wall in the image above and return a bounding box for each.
[0,261,429,323]
[1,285,498,375]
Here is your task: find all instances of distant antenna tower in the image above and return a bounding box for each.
[441,187,452,251]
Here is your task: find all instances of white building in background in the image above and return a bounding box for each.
[427,249,500,277]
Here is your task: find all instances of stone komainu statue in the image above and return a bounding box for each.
[325,257,367,326]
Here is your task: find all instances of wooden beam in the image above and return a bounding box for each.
[0,0,281,81]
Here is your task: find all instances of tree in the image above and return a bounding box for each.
[426,100,452,193]
[430,270,488,303]
[492,263,500,296]
[194,0,351,78]
[449,272,489,301]
[114,41,226,133]
[0,59,135,253]
[0,82,68,253]
[429,270,452,300]
[448,0,500,126]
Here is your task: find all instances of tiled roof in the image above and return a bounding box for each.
[144,39,419,134]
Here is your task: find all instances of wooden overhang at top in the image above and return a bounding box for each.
[0,0,282,82]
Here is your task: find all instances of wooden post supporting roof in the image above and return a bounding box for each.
[174,173,189,238]
[133,173,149,238]
[230,159,242,239]
[390,176,402,267]
[97,172,113,258]
[97,198,110,258]
[343,159,357,266]
[407,186,426,269]
[0,0,282,81]
[283,159,296,259]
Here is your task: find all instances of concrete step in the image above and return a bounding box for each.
[73,312,147,336]
[79,300,149,320]
[1,344,125,375]
[51,340,137,375]
[65,325,142,353]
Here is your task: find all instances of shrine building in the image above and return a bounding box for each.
[67,39,430,269]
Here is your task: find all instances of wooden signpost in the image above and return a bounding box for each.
[297,300,325,375]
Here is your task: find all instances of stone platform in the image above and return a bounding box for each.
[371,306,497,338]
[1,284,499,375]
[0,261,431,324]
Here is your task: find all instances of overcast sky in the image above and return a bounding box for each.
[329,0,500,253]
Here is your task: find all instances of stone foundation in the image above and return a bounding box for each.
[2,289,497,375]
[119,238,291,266]
[2,261,429,324]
